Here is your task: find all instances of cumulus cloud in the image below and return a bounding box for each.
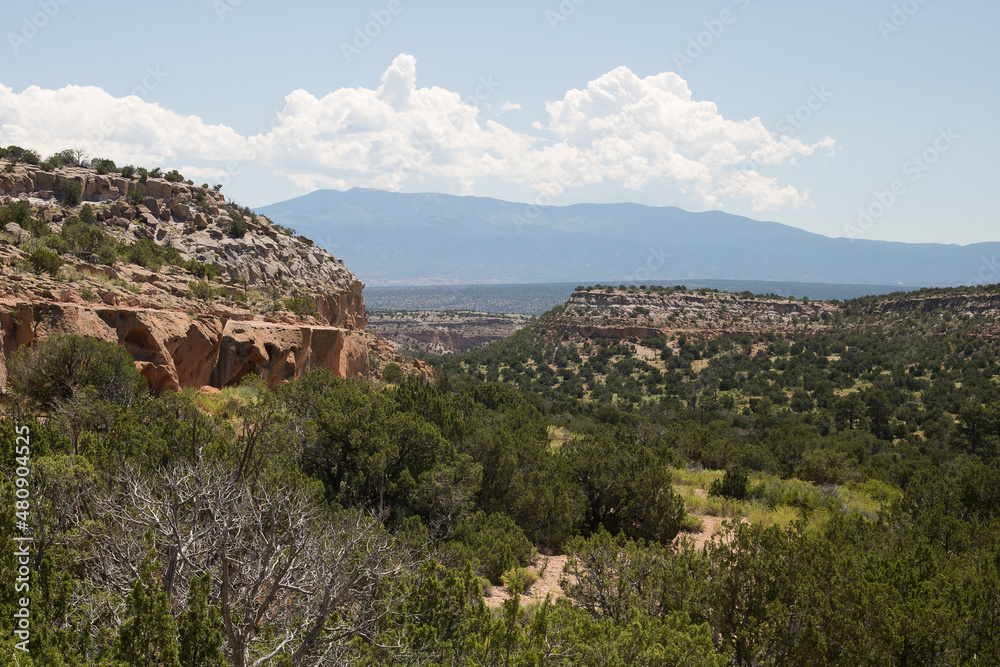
[0,56,835,212]
[252,54,533,194]
[498,101,522,114]
[254,56,834,210]
[0,83,253,166]
[523,67,836,210]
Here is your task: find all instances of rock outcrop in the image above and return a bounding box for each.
[548,287,838,339]
[366,310,534,355]
[0,160,429,391]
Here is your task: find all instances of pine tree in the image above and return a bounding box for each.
[178,573,226,667]
[113,532,181,666]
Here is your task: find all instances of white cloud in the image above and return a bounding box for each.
[0,83,253,167]
[0,56,835,212]
[523,67,836,210]
[251,54,533,195]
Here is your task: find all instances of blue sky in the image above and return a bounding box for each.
[0,0,996,244]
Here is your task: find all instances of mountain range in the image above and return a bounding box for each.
[258,188,1000,288]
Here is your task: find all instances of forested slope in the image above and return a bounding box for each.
[3,281,1000,663]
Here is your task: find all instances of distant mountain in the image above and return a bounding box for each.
[258,188,1000,287]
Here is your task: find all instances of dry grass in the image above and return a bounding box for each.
[193,384,258,417]
[742,502,800,529]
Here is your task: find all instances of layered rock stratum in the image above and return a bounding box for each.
[366,310,535,355]
[546,286,838,340]
[0,160,428,392]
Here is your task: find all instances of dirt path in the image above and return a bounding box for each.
[484,554,570,608]
[483,514,738,607]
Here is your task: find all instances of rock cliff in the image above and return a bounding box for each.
[366,310,534,355]
[0,160,429,392]
[547,287,838,339]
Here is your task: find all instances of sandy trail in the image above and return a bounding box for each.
[483,512,736,607]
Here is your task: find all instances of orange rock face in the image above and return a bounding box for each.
[0,301,371,394]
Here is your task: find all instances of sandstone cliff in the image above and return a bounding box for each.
[0,160,429,392]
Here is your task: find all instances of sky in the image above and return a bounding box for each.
[0,0,996,245]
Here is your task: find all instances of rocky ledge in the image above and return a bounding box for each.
[0,160,429,391]
[547,287,838,339]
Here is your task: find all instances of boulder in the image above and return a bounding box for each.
[168,198,191,220]
[33,171,56,190]
[5,222,30,244]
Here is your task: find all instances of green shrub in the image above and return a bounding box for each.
[0,200,31,228]
[501,566,538,595]
[80,287,99,303]
[120,165,136,179]
[58,177,83,206]
[382,363,404,384]
[28,246,64,277]
[53,219,118,265]
[284,294,318,318]
[79,203,96,224]
[164,169,184,183]
[127,189,144,205]
[23,217,51,238]
[3,145,40,164]
[451,511,534,584]
[188,280,216,302]
[137,168,148,183]
[228,212,247,239]
[148,167,162,178]
[92,158,117,175]
[183,259,219,280]
[709,465,749,501]
[122,239,169,271]
[8,333,148,409]
[679,514,705,533]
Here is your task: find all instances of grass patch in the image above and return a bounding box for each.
[679,514,705,533]
[742,502,801,530]
[193,385,259,418]
[673,467,724,491]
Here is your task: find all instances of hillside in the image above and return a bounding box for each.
[259,187,1000,286]
[0,158,427,390]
